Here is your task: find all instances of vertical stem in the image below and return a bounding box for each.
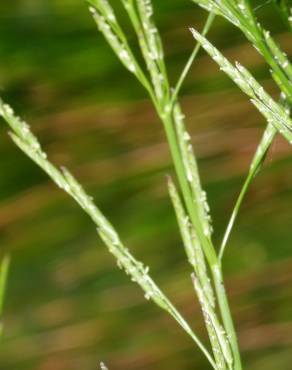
[170,12,215,108]
[162,110,242,368]
[161,111,218,267]
[212,263,242,370]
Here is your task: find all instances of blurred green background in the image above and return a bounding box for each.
[0,1,292,369]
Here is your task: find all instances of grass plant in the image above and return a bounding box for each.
[0,0,291,369]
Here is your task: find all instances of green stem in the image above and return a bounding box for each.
[163,110,242,368]
[161,111,218,267]
[219,123,277,259]
[170,13,215,108]
[212,263,242,370]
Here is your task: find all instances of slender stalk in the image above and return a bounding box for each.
[161,110,218,266]
[220,93,290,259]
[170,12,215,108]
[219,123,277,259]
[163,109,242,369]
[212,263,242,370]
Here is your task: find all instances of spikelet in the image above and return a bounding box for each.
[189,29,292,144]
[192,274,233,369]
[88,0,138,74]
[134,0,168,100]
[167,177,215,308]
[191,0,292,103]
[263,30,292,82]
[173,104,213,238]
[136,0,164,63]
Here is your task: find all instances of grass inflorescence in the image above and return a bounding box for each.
[0,0,291,369]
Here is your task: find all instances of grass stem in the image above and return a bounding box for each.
[170,12,215,108]
[219,123,277,259]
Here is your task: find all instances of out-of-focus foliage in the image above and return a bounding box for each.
[0,1,292,370]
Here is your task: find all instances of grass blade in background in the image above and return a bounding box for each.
[0,255,10,337]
